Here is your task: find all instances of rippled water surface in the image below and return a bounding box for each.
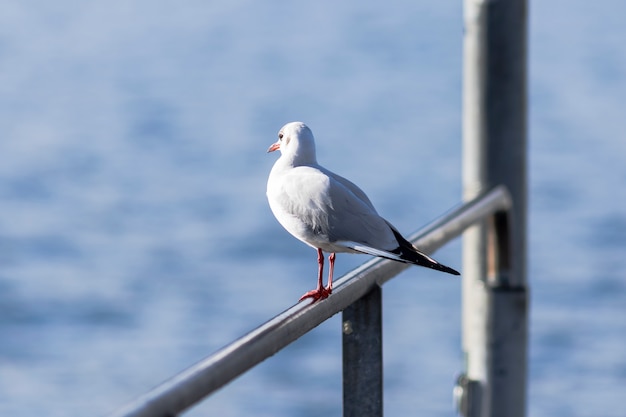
[1,1,625,416]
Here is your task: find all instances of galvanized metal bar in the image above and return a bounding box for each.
[461,0,529,415]
[107,187,509,417]
[342,285,383,417]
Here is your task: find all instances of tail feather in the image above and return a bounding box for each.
[387,223,460,276]
[394,245,460,275]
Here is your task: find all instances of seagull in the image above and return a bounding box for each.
[266,122,459,302]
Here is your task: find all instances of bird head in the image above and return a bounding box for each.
[267,122,317,165]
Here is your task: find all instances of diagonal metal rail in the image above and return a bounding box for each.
[107,186,511,417]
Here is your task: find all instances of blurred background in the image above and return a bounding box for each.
[0,1,624,416]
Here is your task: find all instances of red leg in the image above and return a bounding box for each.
[316,248,324,291]
[325,253,336,294]
[299,248,332,302]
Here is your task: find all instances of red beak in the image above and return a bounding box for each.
[267,142,280,153]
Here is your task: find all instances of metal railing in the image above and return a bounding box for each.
[107,186,512,417]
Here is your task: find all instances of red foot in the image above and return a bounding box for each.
[298,286,332,303]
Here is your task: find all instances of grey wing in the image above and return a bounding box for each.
[322,167,378,212]
[324,172,398,251]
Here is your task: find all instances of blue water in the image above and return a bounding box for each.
[1,1,625,416]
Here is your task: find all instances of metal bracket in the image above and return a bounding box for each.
[454,374,482,417]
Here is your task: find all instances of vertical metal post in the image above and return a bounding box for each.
[460,0,529,416]
[342,285,383,417]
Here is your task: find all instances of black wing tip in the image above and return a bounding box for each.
[385,226,460,276]
[397,249,461,276]
[430,262,461,276]
[443,265,461,276]
[389,244,461,276]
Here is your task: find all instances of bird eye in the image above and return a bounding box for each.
[278,133,284,141]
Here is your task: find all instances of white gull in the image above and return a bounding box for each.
[267,122,459,302]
